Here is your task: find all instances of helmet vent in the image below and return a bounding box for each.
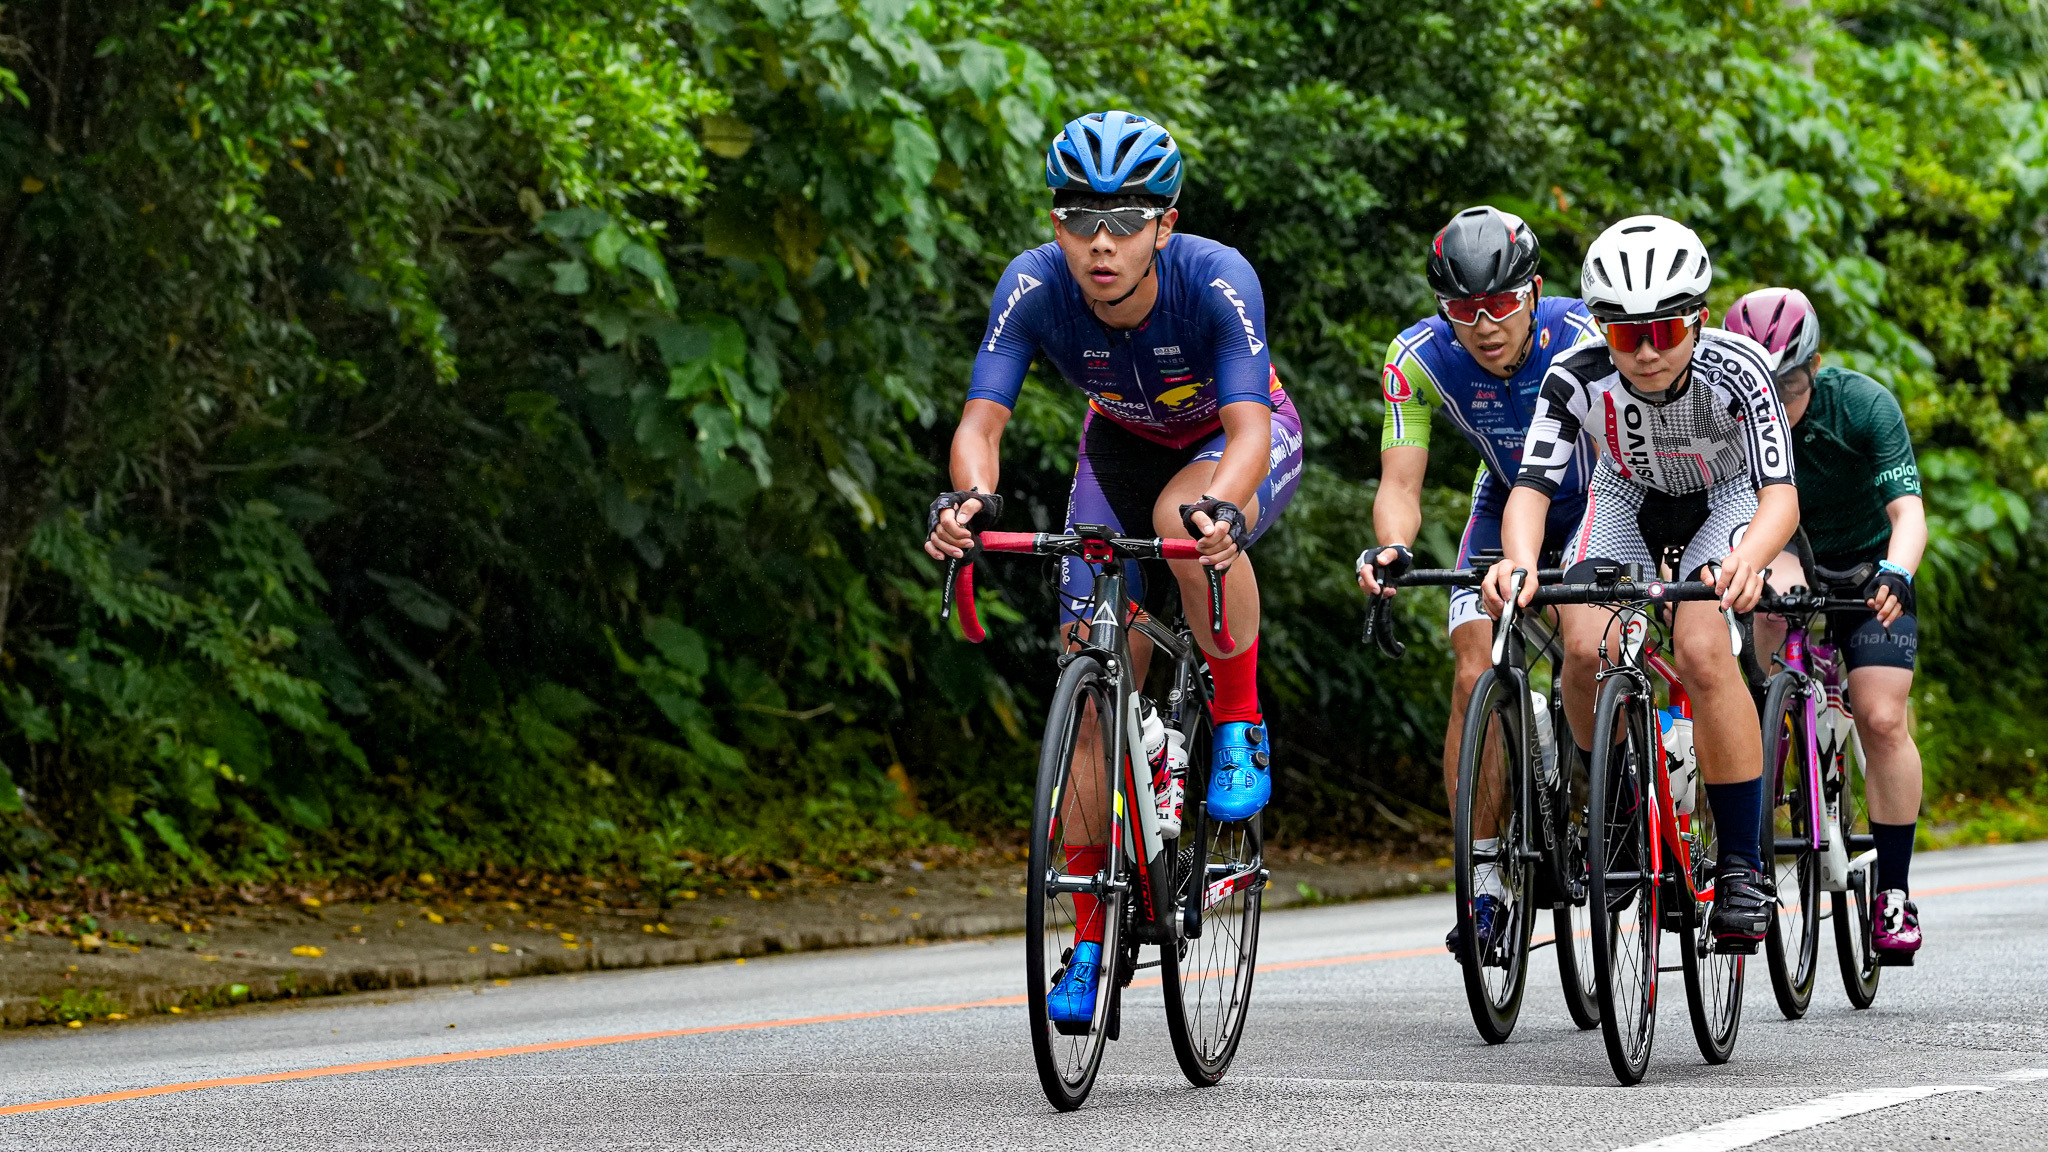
[1620,252,1635,292]
[1667,249,1690,281]
[1589,258,1612,288]
[1622,224,1656,234]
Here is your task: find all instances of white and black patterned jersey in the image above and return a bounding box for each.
[1513,328,1794,498]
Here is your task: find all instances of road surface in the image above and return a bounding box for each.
[3,841,2046,1149]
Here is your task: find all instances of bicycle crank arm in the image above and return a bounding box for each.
[1045,871,1127,897]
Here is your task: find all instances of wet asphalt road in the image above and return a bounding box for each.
[2,841,2045,1150]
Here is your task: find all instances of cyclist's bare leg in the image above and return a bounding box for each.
[1152,462,1262,660]
[1848,666,1921,824]
[1752,550,1804,666]
[1557,602,1625,751]
[1674,599,1763,785]
[1446,620,1501,839]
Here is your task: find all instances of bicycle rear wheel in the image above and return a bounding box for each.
[1452,669,1537,1043]
[1680,793,1745,1064]
[1162,705,1262,1087]
[1831,731,1882,1009]
[1025,655,1123,1111]
[1587,673,1660,1086]
[1553,749,1601,1031]
[1761,672,1820,1019]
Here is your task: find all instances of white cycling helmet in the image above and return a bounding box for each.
[1580,215,1713,320]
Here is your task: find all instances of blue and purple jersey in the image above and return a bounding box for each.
[968,234,1286,449]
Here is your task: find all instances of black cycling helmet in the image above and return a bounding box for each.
[1426,206,1540,299]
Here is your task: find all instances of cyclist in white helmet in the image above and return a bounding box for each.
[1481,215,1801,952]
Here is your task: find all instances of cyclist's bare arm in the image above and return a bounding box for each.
[1183,399,1272,571]
[926,398,1010,561]
[1359,445,1425,596]
[1714,483,1800,612]
[1871,494,1927,625]
[1481,485,1552,613]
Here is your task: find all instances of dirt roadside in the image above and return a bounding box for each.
[0,850,1452,1030]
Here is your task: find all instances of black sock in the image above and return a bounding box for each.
[1872,821,1917,895]
[1705,777,1764,870]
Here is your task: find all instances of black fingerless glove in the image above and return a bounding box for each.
[1363,543,1413,579]
[1865,569,1916,615]
[1179,496,1248,550]
[927,489,1003,537]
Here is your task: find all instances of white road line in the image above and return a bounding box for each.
[1616,1085,1993,1152]
[1995,1067,2048,1082]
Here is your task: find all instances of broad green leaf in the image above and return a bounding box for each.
[891,118,941,190]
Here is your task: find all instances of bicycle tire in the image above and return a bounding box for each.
[1830,730,1882,1009]
[1587,673,1660,1086]
[1553,738,1602,1031]
[1025,655,1123,1111]
[1163,703,1264,1086]
[1679,789,1745,1064]
[1452,669,1536,1043]
[1761,672,1820,1019]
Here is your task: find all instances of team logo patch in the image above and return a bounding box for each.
[1382,362,1414,403]
[1540,327,1552,349]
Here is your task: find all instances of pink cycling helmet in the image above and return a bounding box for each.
[1725,287,1821,374]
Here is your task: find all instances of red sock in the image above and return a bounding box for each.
[1064,844,1107,943]
[1205,636,1262,724]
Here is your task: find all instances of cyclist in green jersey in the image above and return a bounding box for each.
[1728,288,1927,964]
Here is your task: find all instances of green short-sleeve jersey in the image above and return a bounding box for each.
[1792,366,1920,557]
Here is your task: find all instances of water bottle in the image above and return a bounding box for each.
[1137,698,1186,838]
[1660,706,1697,815]
[1156,728,1187,839]
[1530,689,1558,787]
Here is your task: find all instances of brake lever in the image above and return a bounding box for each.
[1492,569,1527,668]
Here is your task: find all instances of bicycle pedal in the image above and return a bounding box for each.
[1877,951,1916,967]
[1052,1018,1091,1037]
[1712,936,1763,956]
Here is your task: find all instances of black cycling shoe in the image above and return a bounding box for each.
[1709,857,1771,953]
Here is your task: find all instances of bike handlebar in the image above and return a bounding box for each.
[1526,578,1720,606]
[1756,588,1874,616]
[939,530,1232,652]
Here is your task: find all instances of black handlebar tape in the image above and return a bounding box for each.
[1398,567,1568,588]
[1527,580,1719,606]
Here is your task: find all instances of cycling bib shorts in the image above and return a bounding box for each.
[1568,467,1756,580]
[1058,393,1304,625]
[1448,466,1586,633]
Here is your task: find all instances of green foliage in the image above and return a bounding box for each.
[0,0,2041,883]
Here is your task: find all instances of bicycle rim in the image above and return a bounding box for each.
[1161,770,1262,1088]
[1831,738,1882,1009]
[1680,792,1745,1064]
[1025,655,1121,1110]
[1761,673,1819,1019]
[1453,670,1535,1043]
[1554,741,1601,1031]
[1588,675,1658,1086]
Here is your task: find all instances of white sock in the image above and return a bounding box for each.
[1473,838,1506,900]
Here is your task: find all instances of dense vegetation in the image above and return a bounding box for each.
[0,0,2043,891]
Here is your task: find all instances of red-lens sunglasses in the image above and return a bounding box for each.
[1600,310,1705,354]
[1440,279,1537,326]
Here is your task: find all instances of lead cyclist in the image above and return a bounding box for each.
[1482,215,1801,952]
[924,111,1304,1026]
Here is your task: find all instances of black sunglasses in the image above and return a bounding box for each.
[1052,205,1170,237]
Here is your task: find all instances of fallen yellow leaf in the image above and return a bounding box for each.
[198,954,220,962]
[107,1013,126,1021]
[747,888,762,900]
[425,911,445,925]
[419,873,437,885]
[559,932,576,942]
[301,896,323,908]
[563,942,580,951]
[77,933,103,953]
[490,943,509,953]
[66,1020,81,1029]
[735,958,746,965]
[681,891,698,901]
[493,979,510,986]
[168,1006,184,1014]
[467,946,478,953]
[291,945,325,958]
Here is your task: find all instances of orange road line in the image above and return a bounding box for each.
[7,870,2040,1119]
[0,997,1027,1118]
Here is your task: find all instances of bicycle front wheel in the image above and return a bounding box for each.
[1453,669,1536,1043]
[1587,673,1660,1086]
[1162,698,1261,1086]
[1761,672,1820,1020]
[1025,655,1123,1111]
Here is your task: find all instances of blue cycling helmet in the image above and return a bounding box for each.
[1045,111,1182,203]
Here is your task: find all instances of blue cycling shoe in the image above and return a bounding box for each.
[1206,721,1272,822]
[1445,893,1508,966]
[1047,941,1102,1031]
